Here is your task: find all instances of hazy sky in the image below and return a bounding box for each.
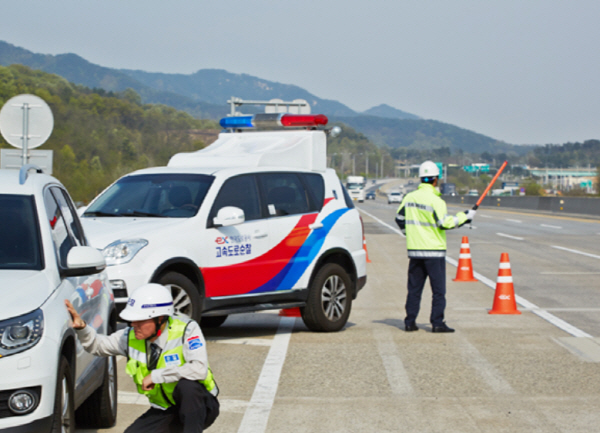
[1,0,599,145]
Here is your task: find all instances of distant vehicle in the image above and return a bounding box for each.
[366,191,376,200]
[346,176,366,202]
[440,182,456,196]
[407,180,414,185]
[387,191,403,204]
[467,189,479,196]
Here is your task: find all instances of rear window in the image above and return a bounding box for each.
[0,195,43,270]
[84,173,214,218]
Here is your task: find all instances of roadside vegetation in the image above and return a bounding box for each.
[0,65,218,203]
[0,64,597,200]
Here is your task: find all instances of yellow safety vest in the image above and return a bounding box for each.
[396,183,468,258]
[125,316,218,408]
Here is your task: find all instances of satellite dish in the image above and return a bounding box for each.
[0,94,54,149]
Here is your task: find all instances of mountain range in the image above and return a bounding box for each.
[0,40,522,154]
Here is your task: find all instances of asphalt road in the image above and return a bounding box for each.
[77,196,600,433]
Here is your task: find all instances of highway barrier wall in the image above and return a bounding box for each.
[445,195,600,218]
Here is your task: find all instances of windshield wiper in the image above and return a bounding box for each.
[83,211,119,217]
[120,210,167,218]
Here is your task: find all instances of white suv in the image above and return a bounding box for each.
[0,166,116,433]
[81,114,367,332]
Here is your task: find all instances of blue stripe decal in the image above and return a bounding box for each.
[249,208,350,294]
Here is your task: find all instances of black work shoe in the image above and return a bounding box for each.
[405,324,419,332]
[432,323,455,333]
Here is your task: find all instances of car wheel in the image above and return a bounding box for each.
[200,315,228,328]
[51,356,74,433]
[75,353,117,427]
[302,263,353,332]
[157,272,202,322]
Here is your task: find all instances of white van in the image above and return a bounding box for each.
[81,114,367,332]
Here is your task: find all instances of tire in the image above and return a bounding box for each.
[200,315,228,328]
[301,263,353,332]
[157,272,202,322]
[75,355,118,428]
[51,356,74,433]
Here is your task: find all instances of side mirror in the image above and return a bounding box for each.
[213,206,245,227]
[63,246,106,277]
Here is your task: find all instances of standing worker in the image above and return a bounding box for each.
[65,284,220,432]
[395,161,475,333]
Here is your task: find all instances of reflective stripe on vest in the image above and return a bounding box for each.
[125,317,218,409]
[397,183,468,255]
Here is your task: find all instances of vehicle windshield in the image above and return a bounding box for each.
[0,195,43,270]
[346,183,363,190]
[84,173,214,218]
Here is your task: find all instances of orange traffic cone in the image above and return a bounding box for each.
[453,236,477,282]
[279,307,302,317]
[489,253,521,315]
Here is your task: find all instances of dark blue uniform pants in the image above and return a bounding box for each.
[404,257,447,327]
[124,379,219,433]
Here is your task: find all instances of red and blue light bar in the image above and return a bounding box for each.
[220,113,328,130]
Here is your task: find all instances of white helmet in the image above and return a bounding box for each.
[119,283,174,322]
[419,160,440,179]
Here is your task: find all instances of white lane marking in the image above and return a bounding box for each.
[506,219,522,223]
[496,232,524,241]
[479,214,492,218]
[358,208,404,236]
[237,316,296,433]
[445,256,592,338]
[541,224,562,229]
[209,337,273,346]
[456,338,515,394]
[118,391,251,413]
[373,327,414,395]
[552,245,600,260]
[118,391,150,406]
[541,272,600,275]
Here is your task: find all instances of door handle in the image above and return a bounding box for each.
[253,231,268,239]
[309,223,324,230]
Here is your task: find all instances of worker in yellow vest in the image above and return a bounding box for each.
[395,161,476,333]
[65,283,219,432]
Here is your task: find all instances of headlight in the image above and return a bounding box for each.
[0,309,44,357]
[103,239,148,266]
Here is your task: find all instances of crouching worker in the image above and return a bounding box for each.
[65,283,219,433]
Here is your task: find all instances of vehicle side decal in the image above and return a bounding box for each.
[202,208,350,297]
[202,213,318,297]
[249,208,349,294]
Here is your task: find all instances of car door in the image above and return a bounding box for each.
[43,187,109,379]
[201,174,274,298]
[256,172,323,292]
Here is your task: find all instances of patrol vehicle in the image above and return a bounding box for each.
[81,113,367,332]
[0,166,116,433]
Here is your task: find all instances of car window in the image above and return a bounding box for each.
[44,188,76,269]
[259,173,310,217]
[51,187,87,246]
[340,181,355,209]
[84,173,214,218]
[208,174,262,226]
[300,173,325,211]
[0,195,43,270]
